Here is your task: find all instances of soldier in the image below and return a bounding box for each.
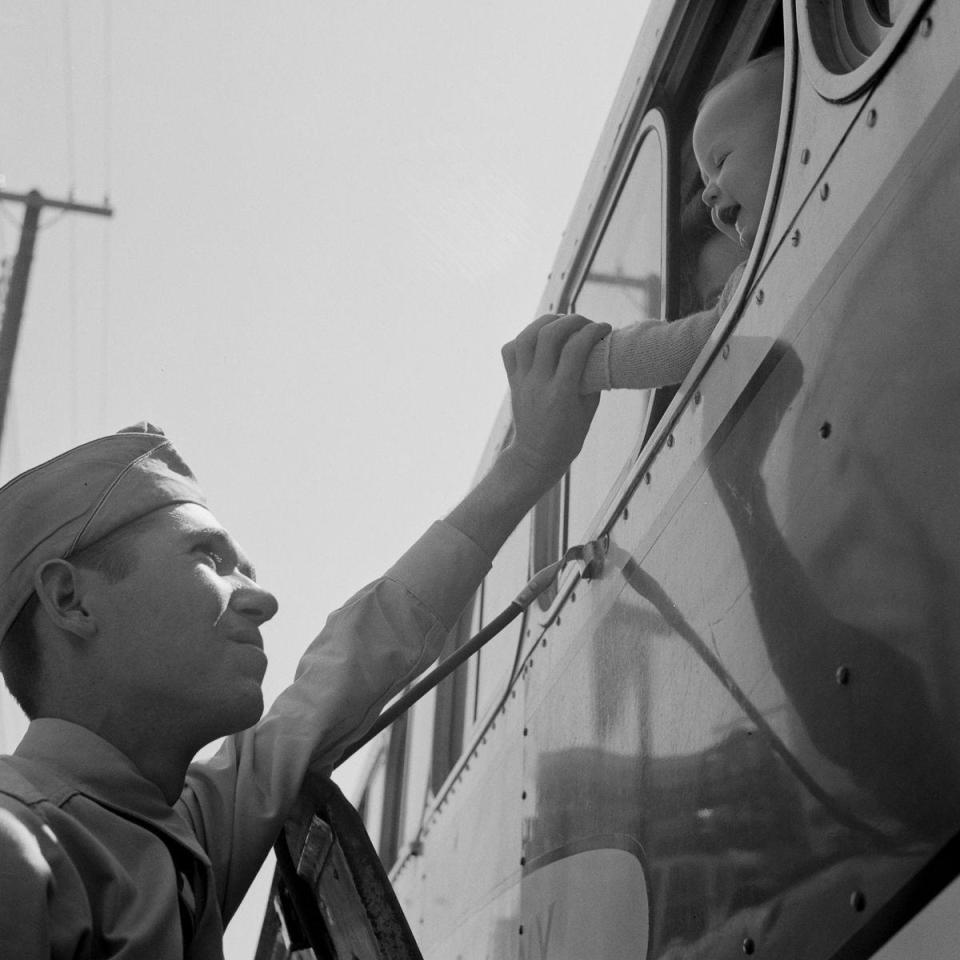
[0,313,608,958]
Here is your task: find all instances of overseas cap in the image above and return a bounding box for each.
[0,422,207,643]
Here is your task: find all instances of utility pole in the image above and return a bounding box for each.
[0,188,113,452]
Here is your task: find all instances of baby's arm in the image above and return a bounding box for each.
[580,260,746,393]
[580,306,720,392]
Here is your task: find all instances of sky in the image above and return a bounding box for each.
[0,2,650,955]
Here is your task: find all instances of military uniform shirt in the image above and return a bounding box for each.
[0,520,489,959]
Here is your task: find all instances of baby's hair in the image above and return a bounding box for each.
[698,47,785,113]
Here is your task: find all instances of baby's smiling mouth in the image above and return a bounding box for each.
[717,203,741,228]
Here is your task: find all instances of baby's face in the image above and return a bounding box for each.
[693,67,781,249]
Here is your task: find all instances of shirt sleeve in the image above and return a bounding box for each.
[580,308,722,392]
[0,804,52,958]
[178,519,491,922]
[0,796,96,959]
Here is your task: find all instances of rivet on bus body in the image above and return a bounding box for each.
[820,182,830,201]
[836,665,850,685]
[791,229,801,246]
[742,937,756,955]
[850,890,866,912]
[756,289,765,304]
[800,147,811,164]
[920,17,932,36]
[722,343,730,359]
[866,109,877,127]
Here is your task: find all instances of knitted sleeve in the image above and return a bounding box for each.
[580,260,746,393]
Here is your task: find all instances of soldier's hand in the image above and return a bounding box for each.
[501,313,611,483]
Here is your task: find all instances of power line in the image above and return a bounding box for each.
[61,1,80,437]
[61,0,77,191]
[101,0,114,421]
[103,0,113,201]
[68,218,78,438]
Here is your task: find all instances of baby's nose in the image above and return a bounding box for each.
[701,181,720,208]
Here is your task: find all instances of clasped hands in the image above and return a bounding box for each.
[501,313,611,483]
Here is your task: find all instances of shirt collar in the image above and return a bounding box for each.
[13,717,208,861]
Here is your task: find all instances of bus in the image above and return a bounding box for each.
[256,0,960,957]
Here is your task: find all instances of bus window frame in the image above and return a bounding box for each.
[798,0,932,102]
[397,686,437,857]
[532,4,797,626]
[428,591,476,792]
[525,0,782,619]
[527,112,669,630]
[530,111,670,588]
[531,479,566,612]
[602,5,797,504]
[376,710,409,872]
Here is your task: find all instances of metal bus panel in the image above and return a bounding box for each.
[870,872,960,960]
[392,688,526,959]
[514,3,960,958]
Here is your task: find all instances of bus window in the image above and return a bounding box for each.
[800,0,925,101]
[566,122,665,543]
[357,747,387,855]
[806,0,911,69]
[531,480,564,611]
[427,508,527,796]
[377,711,408,871]
[472,511,530,722]
[429,592,477,791]
[398,689,436,853]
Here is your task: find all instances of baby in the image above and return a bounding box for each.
[581,49,784,392]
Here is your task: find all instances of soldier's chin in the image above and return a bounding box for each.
[227,685,266,733]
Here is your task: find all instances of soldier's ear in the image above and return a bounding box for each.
[33,560,98,641]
